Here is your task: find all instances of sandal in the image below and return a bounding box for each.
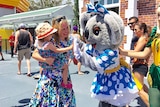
[27,73,32,77]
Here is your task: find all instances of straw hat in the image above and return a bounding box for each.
[35,23,57,39]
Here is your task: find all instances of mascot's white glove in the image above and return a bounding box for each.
[73,38,82,60]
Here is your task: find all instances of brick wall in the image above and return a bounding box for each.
[120,0,157,27]
[137,0,157,27]
[120,0,128,26]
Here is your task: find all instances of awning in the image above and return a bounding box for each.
[0,4,74,28]
[0,23,37,29]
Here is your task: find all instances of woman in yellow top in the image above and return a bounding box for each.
[119,6,160,107]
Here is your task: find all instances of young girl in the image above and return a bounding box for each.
[35,22,73,89]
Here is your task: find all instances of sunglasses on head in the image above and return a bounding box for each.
[56,16,66,23]
[128,22,136,26]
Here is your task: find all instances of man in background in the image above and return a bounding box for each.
[14,23,33,76]
[8,32,15,58]
[128,16,139,50]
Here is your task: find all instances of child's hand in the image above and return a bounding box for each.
[69,44,73,50]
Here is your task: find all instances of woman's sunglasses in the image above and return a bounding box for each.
[56,16,66,23]
[128,22,136,26]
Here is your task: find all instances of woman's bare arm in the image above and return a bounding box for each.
[32,48,54,65]
[119,47,152,59]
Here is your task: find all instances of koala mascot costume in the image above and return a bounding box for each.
[73,3,139,107]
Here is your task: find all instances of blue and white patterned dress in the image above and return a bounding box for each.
[29,38,76,107]
[85,44,138,106]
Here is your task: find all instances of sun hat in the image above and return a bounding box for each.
[35,23,57,39]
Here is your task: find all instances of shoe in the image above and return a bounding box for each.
[1,58,4,60]
[27,73,32,77]
[33,74,40,79]
[61,82,72,89]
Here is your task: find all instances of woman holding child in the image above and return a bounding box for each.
[29,16,76,107]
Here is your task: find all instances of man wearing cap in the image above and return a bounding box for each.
[14,23,33,76]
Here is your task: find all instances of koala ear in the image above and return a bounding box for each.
[104,11,124,46]
[80,11,97,34]
[80,12,88,32]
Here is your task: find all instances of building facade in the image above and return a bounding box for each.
[0,0,30,16]
[0,0,30,52]
[80,0,159,64]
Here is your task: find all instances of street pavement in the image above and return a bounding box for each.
[0,53,147,107]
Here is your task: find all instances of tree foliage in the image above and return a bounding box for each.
[28,0,63,10]
[72,0,80,32]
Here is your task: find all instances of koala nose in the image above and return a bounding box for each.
[84,29,89,39]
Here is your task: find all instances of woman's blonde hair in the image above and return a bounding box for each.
[52,16,70,44]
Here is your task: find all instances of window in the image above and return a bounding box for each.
[99,0,104,5]
[107,7,119,14]
[107,0,119,4]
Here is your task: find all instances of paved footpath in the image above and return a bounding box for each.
[0,53,147,107]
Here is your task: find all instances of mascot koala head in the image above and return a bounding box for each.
[80,3,124,51]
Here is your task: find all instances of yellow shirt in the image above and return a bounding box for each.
[151,37,160,66]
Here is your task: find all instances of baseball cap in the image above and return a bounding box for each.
[18,23,26,29]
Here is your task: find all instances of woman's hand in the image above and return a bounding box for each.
[118,47,126,55]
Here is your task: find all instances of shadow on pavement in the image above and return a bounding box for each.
[11,98,30,107]
[70,70,90,75]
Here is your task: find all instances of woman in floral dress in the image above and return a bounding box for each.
[29,17,76,107]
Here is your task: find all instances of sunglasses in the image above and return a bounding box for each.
[56,16,66,23]
[128,22,136,26]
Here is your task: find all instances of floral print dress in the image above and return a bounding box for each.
[29,38,76,107]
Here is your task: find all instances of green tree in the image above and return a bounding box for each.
[28,0,62,10]
[73,0,80,32]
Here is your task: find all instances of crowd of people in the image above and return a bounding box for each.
[0,6,160,107]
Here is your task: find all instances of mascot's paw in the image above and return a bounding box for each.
[73,38,82,60]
